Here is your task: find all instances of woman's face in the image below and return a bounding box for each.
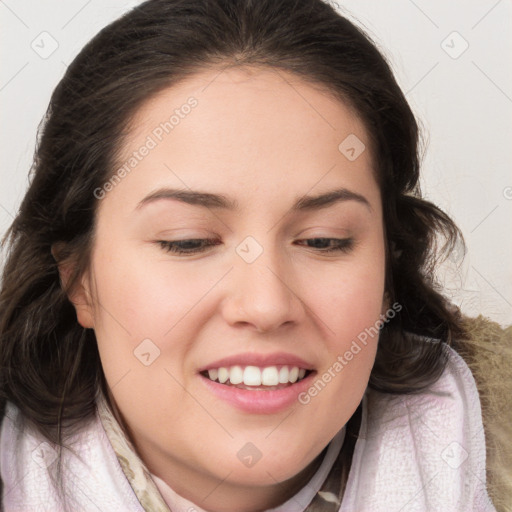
[74,66,386,509]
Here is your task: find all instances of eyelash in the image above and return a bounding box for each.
[156,237,354,255]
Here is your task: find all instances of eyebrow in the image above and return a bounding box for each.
[135,187,371,212]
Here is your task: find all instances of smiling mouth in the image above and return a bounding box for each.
[200,365,312,390]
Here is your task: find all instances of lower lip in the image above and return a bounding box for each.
[199,372,315,414]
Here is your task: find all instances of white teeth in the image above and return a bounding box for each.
[206,365,308,386]
[218,367,229,384]
[261,366,279,386]
[243,366,262,386]
[289,366,299,383]
[229,365,243,385]
[278,366,289,384]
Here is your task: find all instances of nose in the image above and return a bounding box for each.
[220,243,305,333]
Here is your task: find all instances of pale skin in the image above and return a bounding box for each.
[63,66,387,511]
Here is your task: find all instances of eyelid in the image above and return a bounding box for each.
[294,225,352,237]
[157,238,221,256]
[156,235,356,257]
[294,236,355,254]
[154,227,214,238]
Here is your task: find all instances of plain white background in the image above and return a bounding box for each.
[1,0,511,326]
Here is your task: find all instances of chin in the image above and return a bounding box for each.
[212,443,319,488]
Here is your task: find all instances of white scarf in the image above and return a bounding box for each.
[0,344,496,511]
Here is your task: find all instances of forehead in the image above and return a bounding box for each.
[106,65,379,215]
[125,65,369,152]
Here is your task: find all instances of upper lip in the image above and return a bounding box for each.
[198,352,314,372]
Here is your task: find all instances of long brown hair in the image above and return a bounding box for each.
[1,0,466,487]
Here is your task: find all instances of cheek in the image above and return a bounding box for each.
[308,259,386,342]
[294,266,383,442]
[90,243,217,340]
[88,248,202,423]
[298,245,385,404]
[314,270,382,378]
